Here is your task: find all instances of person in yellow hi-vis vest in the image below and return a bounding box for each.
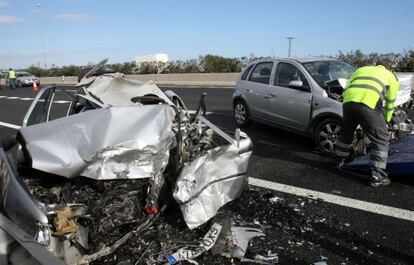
[335,65,399,187]
[8,68,16,90]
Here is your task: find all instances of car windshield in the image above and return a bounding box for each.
[303,60,355,88]
[17,72,31,77]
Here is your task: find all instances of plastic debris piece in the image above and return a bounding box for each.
[221,227,265,258]
[53,207,77,236]
[313,262,328,265]
[254,252,279,263]
[145,206,158,215]
[269,196,282,203]
[165,223,222,264]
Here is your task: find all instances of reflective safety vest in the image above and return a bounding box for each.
[343,65,399,123]
[8,70,16,79]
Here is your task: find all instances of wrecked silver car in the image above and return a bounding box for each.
[0,60,253,265]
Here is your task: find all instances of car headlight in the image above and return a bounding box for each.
[36,222,51,246]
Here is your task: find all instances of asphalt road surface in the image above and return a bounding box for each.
[0,84,413,265]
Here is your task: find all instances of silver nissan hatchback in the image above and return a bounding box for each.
[232,58,355,154]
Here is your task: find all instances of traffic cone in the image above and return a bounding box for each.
[32,81,38,92]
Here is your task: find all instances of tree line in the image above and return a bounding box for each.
[22,50,414,77]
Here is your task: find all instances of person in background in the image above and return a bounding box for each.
[335,65,399,187]
[8,68,16,90]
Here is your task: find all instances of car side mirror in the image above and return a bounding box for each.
[288,80,303,88]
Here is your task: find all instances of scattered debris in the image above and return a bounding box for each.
[0,62,253,265]
[269,196,283,203]
[165,223,222,264]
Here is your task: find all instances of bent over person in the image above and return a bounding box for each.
[335,65,399,187]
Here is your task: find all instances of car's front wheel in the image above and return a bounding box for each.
[16,81,22,87]
[233,99,251,127]
[314,118,342,155]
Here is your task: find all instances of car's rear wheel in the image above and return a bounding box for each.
[315,118,341,155]
[233,99,251,127]
[16,81,22,87]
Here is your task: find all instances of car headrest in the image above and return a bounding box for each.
[260,68,271,76]
[318,64,330,75]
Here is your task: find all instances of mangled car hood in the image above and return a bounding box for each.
[76,73,173,107]
[324,73,413,106]
[19,105,176,179]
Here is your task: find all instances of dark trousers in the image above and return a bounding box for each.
[9,79,16,89]
[336,102,389,179]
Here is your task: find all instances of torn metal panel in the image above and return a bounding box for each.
[226,227,265,258]
[76,73,174,107]
[395,73,414,106]
[173,137,253,229]
[19,105,176,179]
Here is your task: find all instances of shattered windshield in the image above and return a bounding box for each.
[303,60,354,88]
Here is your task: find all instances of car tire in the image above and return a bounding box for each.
[16,81,22,87]
[233,99,251,127]
[314,118,342,155]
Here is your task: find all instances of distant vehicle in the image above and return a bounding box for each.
[6,71,40,87]
[232,58,355,154]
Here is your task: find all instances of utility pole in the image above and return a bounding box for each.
[36,3,47,68]
[286,37,294,58]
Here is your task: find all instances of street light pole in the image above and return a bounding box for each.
[286,37,294,58]
[36,3,47,68]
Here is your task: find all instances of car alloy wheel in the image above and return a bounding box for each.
[233,100,250,127]
[315,118,341,155]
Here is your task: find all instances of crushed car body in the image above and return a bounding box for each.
[0,60,253,265]
[20,105,176,180]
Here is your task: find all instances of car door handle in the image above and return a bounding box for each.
[270,93,277,98]
[244,88,253,93]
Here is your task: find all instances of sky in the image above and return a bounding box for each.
[0,0,413,68]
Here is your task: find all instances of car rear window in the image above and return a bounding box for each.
[249,62,273,84]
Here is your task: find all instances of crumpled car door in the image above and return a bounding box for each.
[22,86,57,127]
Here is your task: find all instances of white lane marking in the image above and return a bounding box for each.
[187,110,213,115]
[0,121,21,130]
[0,96,34,100]
[249,177,414,222]
[0,96,70,104]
